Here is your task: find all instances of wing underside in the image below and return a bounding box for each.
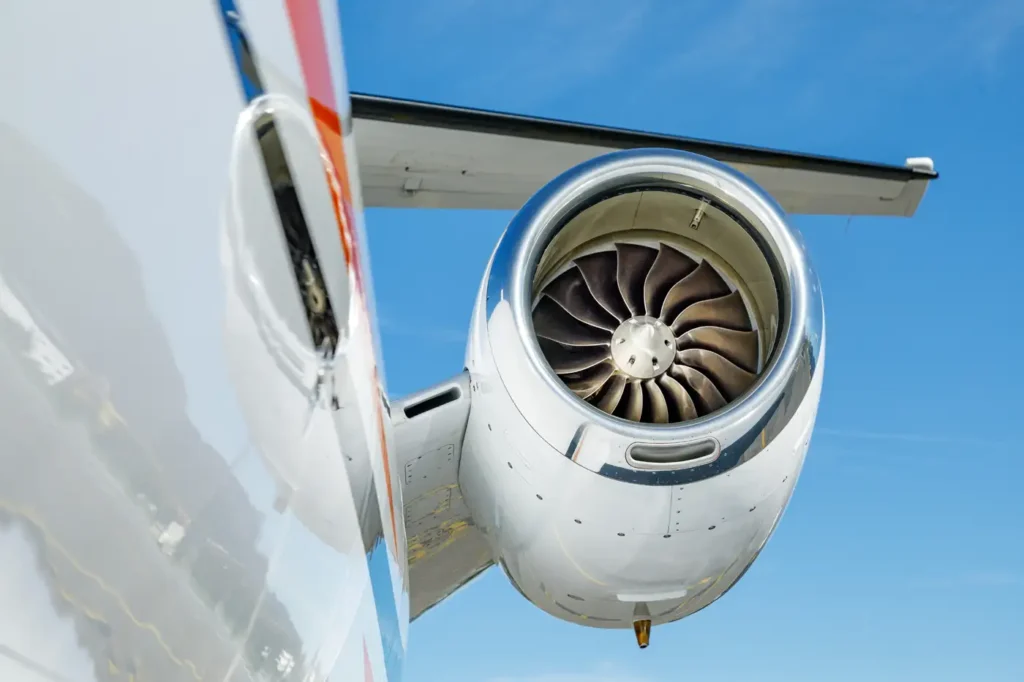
[351,93,937,217]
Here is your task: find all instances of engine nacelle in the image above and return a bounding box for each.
[460,149,825,635]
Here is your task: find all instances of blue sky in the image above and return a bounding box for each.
[338,1,1024,680]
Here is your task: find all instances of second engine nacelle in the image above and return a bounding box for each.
[459,148,825,637]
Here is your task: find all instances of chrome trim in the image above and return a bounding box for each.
[625,439,721,471]
[485,148,823,484]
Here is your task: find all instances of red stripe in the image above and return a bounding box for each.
[283,0,362,288]
[283,0,400,556]
[281,0,334,105]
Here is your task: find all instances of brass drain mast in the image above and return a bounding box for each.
[632,603,652,649]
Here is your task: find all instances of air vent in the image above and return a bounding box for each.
[628,440,718,468]
[403,386,462,419]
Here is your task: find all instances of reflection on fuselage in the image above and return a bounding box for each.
[0,124,315,682]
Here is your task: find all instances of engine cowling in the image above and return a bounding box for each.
[459,148,824,637]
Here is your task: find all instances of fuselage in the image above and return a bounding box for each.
[0,2,407,681]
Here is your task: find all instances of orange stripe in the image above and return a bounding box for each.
[283,0,399,553]
[283,0,362,289]
[374,367,398,544]
[311,100,361,287]
[370,331,400,555]
[572,432,587,462]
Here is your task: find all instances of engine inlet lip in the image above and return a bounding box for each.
[489,148,823,447]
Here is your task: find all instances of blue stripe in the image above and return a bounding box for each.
[367,534,403,682]
[216,0,264,103]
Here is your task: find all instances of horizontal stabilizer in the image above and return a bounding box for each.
[352,93,936,216]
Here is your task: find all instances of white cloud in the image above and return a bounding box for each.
[489,671,650,682]
[382,0,654,108]
[914,570,1022,590]
[963,571,1021,588]
[656,0,1024,88]
[488,661,653,682]
[452,0,654,107]
[490,677,644,682]
[816,426,1006,448]
[657,0,814,83]
[961,0,1024,72]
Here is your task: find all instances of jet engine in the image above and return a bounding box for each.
[457,148,824,640]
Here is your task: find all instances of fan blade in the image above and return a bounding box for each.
[573,386,602,400]
[615,244,658,317]
[532,296,609,346]
[615,380,644,422]
[671,290,753,334]
[643,380,670,424]
[670,365,727,415]
[574,252,631,321]
[677,326,759,373]
[643,245,697,318]
[677,349,757,401]
[658,373,698,422]
[594,374,627,414]
[541,266,620,332]
[537,338,611,374]
[563,360,616,396]
[659,261,731,324]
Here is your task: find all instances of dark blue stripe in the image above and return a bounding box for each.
[564,425,584,459]
[216,0,264,103]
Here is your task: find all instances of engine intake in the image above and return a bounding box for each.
[480,148,821,482]
[531,187,778,425]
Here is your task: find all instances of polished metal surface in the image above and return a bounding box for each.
[487,148,824,483]
[1,120,290,682]
[610,317,676,380]
[0,2,406,680]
